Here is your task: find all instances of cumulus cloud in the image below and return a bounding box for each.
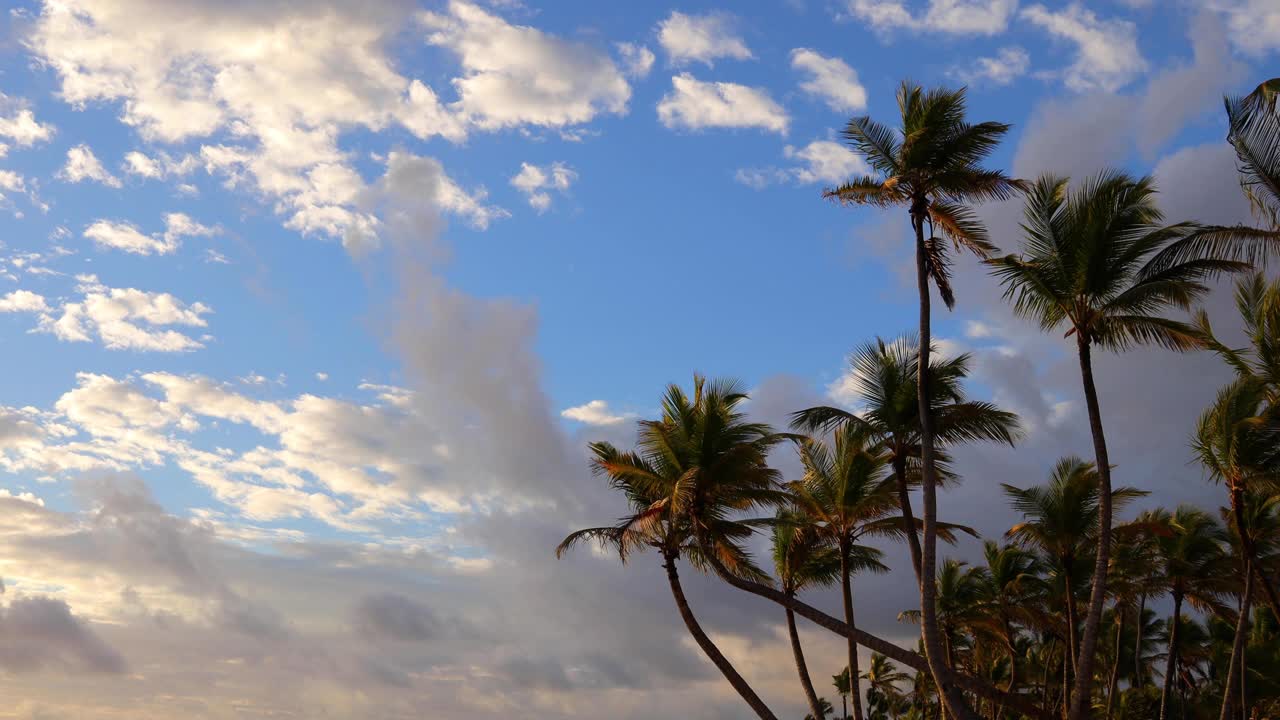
[560,400,631,426]
[657,73,788,134]
[510,162,577,212]
[616,42,656,79]
[83,213,215,256]
[32,276,212,352]
[0,93,54,147]
[0,596,126,674]
[1208,0,1280,56]
[656,11,753,66]
[736,139,869,189]
[57,145,121,188]
[420,1,631,130]
[950,46,1031,86]
[1020,3,1147,92]
[844,0,1018,35]
[791,49,867,113]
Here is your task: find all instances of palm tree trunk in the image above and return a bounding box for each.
[912,205,978,720]
[1068,336,1113,720]
[785,594,827,720]
[1135,593,1146,685]
[1105,608,1124,720]
[1159,592,1183,720]
[841,544,866,720]
[663,555,779,720]
[1063,565,1079,678]
[995,631,1017,720]
[1219,558,1253,720]
[892,454,925,584]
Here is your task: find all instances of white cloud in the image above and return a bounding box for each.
[736,139,869,189]
[657,73,788,134]
[510,162,577,212]
[121,150,197,180]
[32,276,212,352]
[560,400,632,426]
[0,290,49,314]
[950,46,1031,86]
[1208,0,1280,56]
[419,1,631,130]
[1021,3,1147,92]
[0,94,54,147]
[121,151,161,179]
[845,0,1018,35]
[656,11,753,66]
[57,144,121,188]
[616,42,656,78]
[791,49,867,113]
[83,213,213,256]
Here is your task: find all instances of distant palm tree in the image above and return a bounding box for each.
[556,376,789,720]
[1150,506,1231,720]
[826,81,1022,720]
[1002,456,1146,706]
[974,540,1046,713]
[806,696,837,720]
[863,653,910,720]
[900,559,987,676]
[774,509,843,720]
[1103,522,1164,720]
[792,336,1020,582]
[989,170,1253,720]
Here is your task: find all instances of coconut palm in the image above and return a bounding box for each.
[900,559,987,677]
[825,81,1022,720]
[792,336,1020,582]
[974,540,1047,713]
[988,170,1254,720]
[790,427,947,720]
[1150,506,1232,720]
[1103,522,1165,720]
[773,510,844,720]
[1228,78,1280,229]
[556,376,789,720]
[1003,459,1146,680]
[863,653,911,720]
[806,697,837,720]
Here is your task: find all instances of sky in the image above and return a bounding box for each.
[0,0,1274,717]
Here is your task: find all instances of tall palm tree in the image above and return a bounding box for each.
[556,376,789,720]
[1002,457,1147,712]
[1150,506,1231,720]
[1193,273,1280,623]
[773,510,844,720]
[826,81,1022,720]
[988,171,1253,720]
[792,336,1020,582]
[790,427,939,720]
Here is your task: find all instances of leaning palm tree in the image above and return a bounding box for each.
[826,81,1022,720]
[790,427,949,720]
[1150,506,1232,720]
[792,336,1020,582]
[1001,457,1147,712]
[556,376,789,720]
[773,510,844,720]
[988,170,1254,720]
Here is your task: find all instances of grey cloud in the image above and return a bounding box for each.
[0,596,126,674]
[353,592,439,643]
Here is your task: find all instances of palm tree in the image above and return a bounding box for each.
[988,170,1253,720]
[774,510,844,720]
[790,427,929,720]
[863,653,910,720]
[1103,522,1164,720]
[556,376,789,720]
[826,81,1022,720]
[1150,506,1231,720]
[974,540,1046,715]
[807,697,838,720]
[1227,78,1280,231]
[792,336,1020,582]
[901,559,987,678]
[1193,273,1280,623]
[1002,456,1147,715]
[835,668,853,720]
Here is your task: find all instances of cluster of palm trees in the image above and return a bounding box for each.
[557,78,1280,720]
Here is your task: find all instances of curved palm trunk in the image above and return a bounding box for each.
[892,454,925,584]
[1219,558,1252,720]
[1105,608,1124,720]
[785,594,827,720]
[841,544,867,720]
[1159,592,1183,720]
[1062,565,1079,679]
[663,556,779,720]
[912,207,978,720]
[1068,337,1113,720]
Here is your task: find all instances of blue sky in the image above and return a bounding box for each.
[0,0,1273,717]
